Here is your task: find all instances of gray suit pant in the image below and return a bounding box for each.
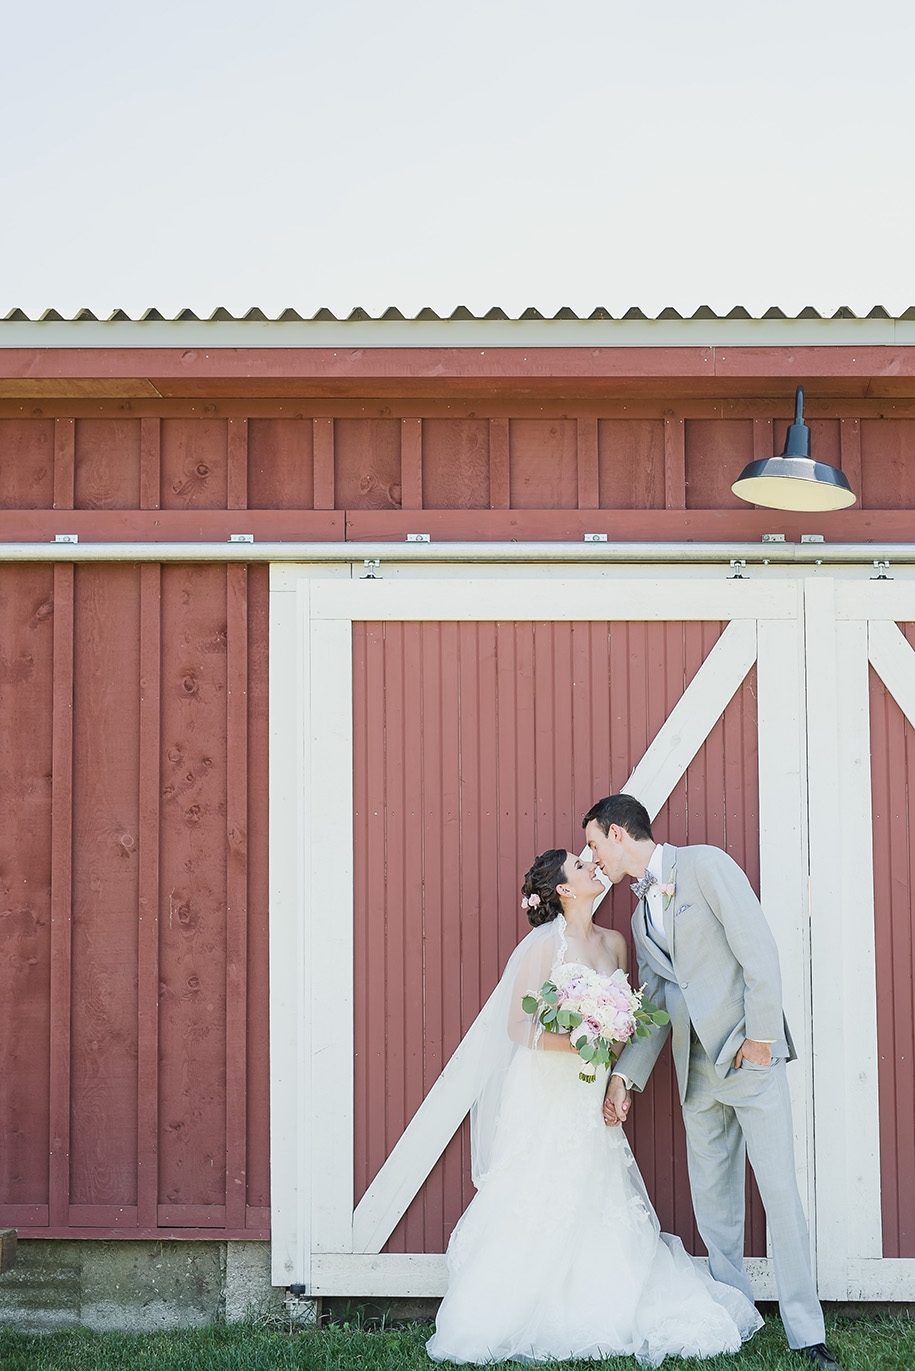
[681,1039,825,1350]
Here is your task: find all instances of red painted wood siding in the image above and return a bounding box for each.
[870,640,915,1258]
[1,407,915,546]
[2,391,915,1249]
[0,563,270,1240]
[352,620,764,1257]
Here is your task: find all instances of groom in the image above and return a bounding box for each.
[583,794,839,1371]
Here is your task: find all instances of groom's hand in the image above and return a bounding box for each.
[602,1075,631,1127]
[735,1038,772,1069]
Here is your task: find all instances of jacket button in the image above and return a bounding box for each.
[679,981,688,989]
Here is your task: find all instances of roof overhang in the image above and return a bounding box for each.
[2,316,915,400]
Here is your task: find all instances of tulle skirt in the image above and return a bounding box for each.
[427,1048,762,1366]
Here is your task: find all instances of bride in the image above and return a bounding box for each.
[426,847,763,1366]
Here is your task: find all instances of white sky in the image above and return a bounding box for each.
[2,0,913,320]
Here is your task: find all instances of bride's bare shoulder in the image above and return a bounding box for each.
[595,926,628,971]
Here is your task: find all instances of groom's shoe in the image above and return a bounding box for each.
[797,1345,840,1370]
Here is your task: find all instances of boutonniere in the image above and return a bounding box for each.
[658,882,676,908]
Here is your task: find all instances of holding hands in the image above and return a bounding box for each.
[602,1074,631,1127]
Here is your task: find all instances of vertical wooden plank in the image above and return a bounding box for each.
[157,565,228,1215]
[242,563,270,1225]
[335,421,401,510]
[137,564,161,1229]
[806,581,877,1297]
[48,563,75,1227]
[833,618,881,1259]
[313,419,335,510]
[0,419,55,509]
[509,420,577,509]
[757,608,817,1261]
[436,623,463,1251]
[400,419,423,511]
[421,421,490,509]
[74,420,141,510]
[840,418,863,506]
[269,571,311,1286]
[140,417,161,510]
[597,420,665,510]
[663,415,685,510]
[684,418,750,509]
[308,616,354,1253]
[753,416,774,466]
[227,418,249,511]
[0,566,55,1221]
[225,564,249,1229]
[860,418,915,508]
[488,419,510,510]
[576,417,599,510]
[160,419,229,509]
[53,419,75,510]
[248,419,315,511]
[69,565,141,1217]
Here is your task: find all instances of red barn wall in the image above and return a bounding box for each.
[0,379,914,1252]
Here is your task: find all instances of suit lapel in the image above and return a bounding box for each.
[661,842,678,953]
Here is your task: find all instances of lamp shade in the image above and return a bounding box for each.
[731,387,856,512]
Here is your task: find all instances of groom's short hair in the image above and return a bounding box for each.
[582,794,654,842]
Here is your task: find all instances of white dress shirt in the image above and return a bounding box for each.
[642,843,668,948]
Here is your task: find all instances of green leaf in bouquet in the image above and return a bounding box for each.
[579,1043,596,1063]
[651,1010,671,1024]
[521,995,538,1014]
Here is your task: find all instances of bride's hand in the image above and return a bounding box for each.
[603,1075,631,1127]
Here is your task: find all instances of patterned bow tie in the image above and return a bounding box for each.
[631,871,658,900]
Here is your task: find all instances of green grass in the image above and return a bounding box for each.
[0,1313,912,1371]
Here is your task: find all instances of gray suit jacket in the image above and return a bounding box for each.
[614,842,796,1103]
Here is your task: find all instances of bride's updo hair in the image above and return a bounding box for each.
[520,848,569,927]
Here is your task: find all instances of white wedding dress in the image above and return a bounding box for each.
[427,928,762,1366]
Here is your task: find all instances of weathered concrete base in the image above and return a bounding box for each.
[0,1240,284,1332]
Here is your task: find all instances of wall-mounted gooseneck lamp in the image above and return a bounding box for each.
[731,386,857,511]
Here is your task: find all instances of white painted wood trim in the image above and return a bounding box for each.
[308,617,355,1254]
[308,577,796,623]
[868,619,915,729]
[834,618,882,1263]
[757,605,816,1251]
[307,1254,779,1299]
[804,578,846,1298]
[269,574,312,1287]
[624,619,758,819]
[845,1260,915,1300]
[805,582,882,1297]
[836,581,915,620]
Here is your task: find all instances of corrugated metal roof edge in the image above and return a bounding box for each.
[3,304,915,323]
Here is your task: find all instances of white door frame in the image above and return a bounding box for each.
[269,563,819,1296]
[807,577,915,1300]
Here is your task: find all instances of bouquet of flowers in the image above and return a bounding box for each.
[522,963,670,1082]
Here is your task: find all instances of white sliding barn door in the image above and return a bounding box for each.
[269,566,811,1297]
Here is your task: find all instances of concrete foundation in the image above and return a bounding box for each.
[0,1240,284,1332]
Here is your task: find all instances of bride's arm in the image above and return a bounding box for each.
[506,942,579,1052]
